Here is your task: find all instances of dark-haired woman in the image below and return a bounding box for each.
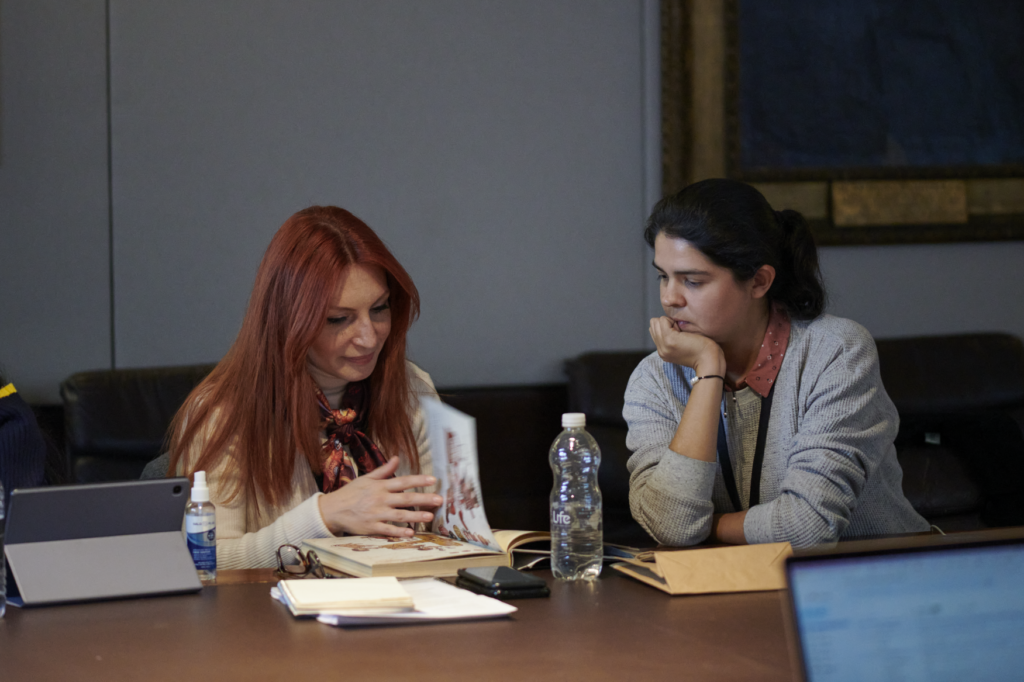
[168,206,443,569]
[625,179,927,548]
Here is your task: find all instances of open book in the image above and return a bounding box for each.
[302,530,549,579]
[304,400,551,578]
[302,529,644,578]
[421,399,502,550]
[303,400,647,576]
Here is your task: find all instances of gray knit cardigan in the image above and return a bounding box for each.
[624,314,928,548]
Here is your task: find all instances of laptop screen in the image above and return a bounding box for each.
[788,539,1024,681]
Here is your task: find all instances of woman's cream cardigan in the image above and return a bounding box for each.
[178,363,437,569]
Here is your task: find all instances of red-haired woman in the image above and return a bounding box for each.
[168,206,443,569]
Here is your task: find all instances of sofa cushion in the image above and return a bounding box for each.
[566,334,1024,535]
[61,364,216,482]
[897,444,982,518]
[440,384,568,532]
[565,351,657,545]
[877,333,1024,413]
[895,411,1024,528]
[565,351,650,427]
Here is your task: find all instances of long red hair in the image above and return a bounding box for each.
[168,206,421,509]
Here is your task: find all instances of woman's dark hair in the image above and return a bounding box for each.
[643,179,826,319]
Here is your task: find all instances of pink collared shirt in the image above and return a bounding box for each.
[733,304,791,398]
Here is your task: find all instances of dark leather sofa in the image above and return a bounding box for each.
[564,350,653,545]
[57,332,1024,541]
[876,333,1024,530]
[566,333,1024,535]
[61,364,217,482]
[59,364,571,532]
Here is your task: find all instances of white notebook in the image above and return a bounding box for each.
[277,577,414,617]
[271,578,518,626]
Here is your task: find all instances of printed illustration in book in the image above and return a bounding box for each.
[306,532,499,565]
[421,399,501,552]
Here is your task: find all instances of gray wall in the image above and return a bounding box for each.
[0,0,111,403]
[821,242,1024,340]
[109,0,651,389]
[2,0,1023,404]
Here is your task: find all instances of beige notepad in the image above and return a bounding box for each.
[278,577,414,616]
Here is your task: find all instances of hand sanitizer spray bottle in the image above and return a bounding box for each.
[185,471,217,584]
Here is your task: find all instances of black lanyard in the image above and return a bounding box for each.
[715,384,774,512]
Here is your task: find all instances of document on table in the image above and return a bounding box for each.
[276,576,414,617]
[271,578,517,626]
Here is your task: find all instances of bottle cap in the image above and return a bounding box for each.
[191,470,211,503]
[561,412,586,428]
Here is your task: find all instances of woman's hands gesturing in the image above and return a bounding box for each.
[317,456,443,537]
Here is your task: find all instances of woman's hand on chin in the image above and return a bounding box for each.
[649,316,725,375]
[317,456,443,537]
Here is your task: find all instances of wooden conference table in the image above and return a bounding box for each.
[1,569,793,682]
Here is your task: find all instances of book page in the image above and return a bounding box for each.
[421,399,500,551]
[306,534,501,568]
[491,529,550,554]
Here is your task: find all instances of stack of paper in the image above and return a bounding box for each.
[271,578,518,626]
[317,578,518,626]
[276,577,414,617]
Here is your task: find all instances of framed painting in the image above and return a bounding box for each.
[662,0,1024,245]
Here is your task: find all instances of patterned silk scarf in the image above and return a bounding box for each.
[316,381,389,493]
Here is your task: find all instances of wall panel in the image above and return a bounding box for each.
[0,0,111,402]
[109,0,648,386]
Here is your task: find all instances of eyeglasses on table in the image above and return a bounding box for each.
[275,544,345,579]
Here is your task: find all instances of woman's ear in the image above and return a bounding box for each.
[750,264,776,299]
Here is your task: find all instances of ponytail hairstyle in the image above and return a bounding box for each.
[643,179,826,319]
[168,206,421,511]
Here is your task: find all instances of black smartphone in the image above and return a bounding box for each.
[455,566,550,599]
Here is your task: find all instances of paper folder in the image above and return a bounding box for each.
[612,542,792,595]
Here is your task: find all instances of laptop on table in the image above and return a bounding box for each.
[4,478,202,606]
[784,527,1024,682]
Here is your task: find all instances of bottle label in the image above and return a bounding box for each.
[186,516,216,571]
[551,508,571,526]
[185,515,215,533]
[550,503,603,531]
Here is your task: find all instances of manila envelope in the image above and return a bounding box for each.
[611,542,792,595]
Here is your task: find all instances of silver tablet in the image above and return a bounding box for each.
[4,478,202,606]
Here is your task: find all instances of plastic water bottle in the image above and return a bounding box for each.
[549,412,603,581]
[185,471,217,584]
[1,480,6,617]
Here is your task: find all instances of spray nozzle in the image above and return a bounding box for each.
[191,470,211,503]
